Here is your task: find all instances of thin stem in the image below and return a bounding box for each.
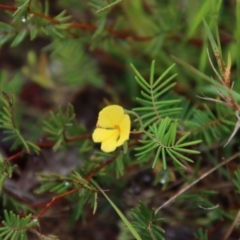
[36,153,118,218]
[150,85,161,124]
[7,134,91,162]
[124,109,145,131]
[65,134,91,143]
[36,186,81,218]
[85,154,118,181]
[223,208,240,240]
[154,152,240,215]
[147,221,157,240]
[0,4,17,11]
[27,0,32,11]
[124,109,154,141]
[207,49,224,84]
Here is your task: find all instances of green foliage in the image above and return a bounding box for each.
[0,71,23,95]
[0,93,40,153]
[131,202,165,240]
[0,23,15,48]
[135,117,201,169]
[131,62,180,128]
[43,104,77,151]
[194,228,208,240]
[0,155,17,192]
[35,170,98,220]
[132,61,202,169]
[12,1,29,24]
[0,210,38,240]
[36,170,97,194]
[112,152,125,178]
[45,39,103,87]
[89,0,109,38]
[0,0,240,239]
[203,19,223,75]
[179,191,226,221]
[185,103,235,145]
[0,1,71,48]
[2,194,34,214]
[233,170,240,195]
[98,185,143,240]
[35,173,76,195]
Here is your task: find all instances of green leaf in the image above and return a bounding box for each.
[153,64,176,88]
[12,1,29,23]
[11,31,27,47]
[94,182,142,240]
[0,210,38,240]
[203,19,224,75]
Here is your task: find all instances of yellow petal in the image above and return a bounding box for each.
[97,105,124,128]
[101,130,120,152]
[116,114,131,146]
[92,128,117,143]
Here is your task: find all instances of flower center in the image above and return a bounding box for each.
[114,125,120,131]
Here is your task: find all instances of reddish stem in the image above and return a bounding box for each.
[7,134,91,162]
[37,186,81,218]
[66,134,91,143]
[85,154,118,181]
[0,4,153,41]
[7,141,55,161]
[35,153,117,218]
[0,4,17,11]
[36,142,141,218]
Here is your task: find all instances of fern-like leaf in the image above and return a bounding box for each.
[185,103,235,145]
[131,61,181,127]
[0,210,38,240]
[135,117,201,169]
[0,154,17,192]
[0,92,40,153]
[131,202,165,240]
[42,104,76,151]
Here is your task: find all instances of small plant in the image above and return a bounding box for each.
[0,1,240,240]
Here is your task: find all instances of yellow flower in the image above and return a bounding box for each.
[92,105,131,152]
